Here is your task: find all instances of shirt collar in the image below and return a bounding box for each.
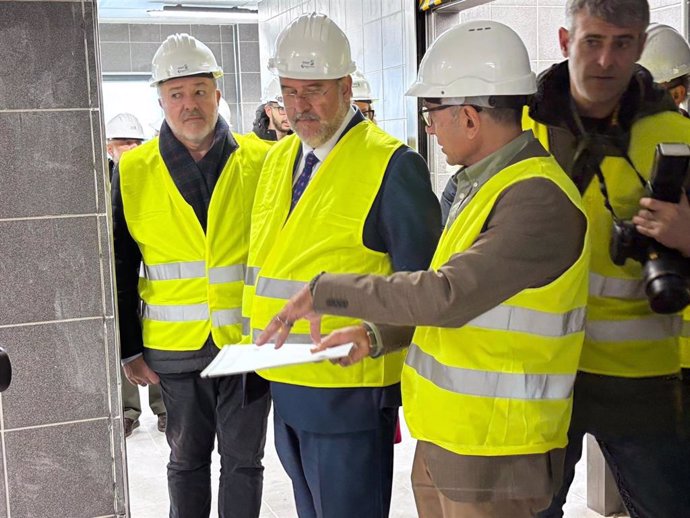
[301,106,357,163]
[458,131,535,188]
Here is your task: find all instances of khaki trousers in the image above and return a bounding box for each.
[411,443,552,518]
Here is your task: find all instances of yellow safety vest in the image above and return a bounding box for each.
[237,131,276,150]
[403,155,590,456]
[244,122,405,387]
[119,135,267,352]
[525,110,689,376]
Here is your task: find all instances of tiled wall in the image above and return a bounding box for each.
[0,1,125,517]
[426,0,690,194]
[257,0,419,149]
[99,22,262,133]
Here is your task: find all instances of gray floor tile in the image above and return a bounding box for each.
[125,387,613,518]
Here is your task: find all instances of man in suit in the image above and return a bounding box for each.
[242,12,441,518]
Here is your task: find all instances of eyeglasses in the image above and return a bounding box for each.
[281,87,332,105]
[268,103,286,114]
[419,104,483,127]
[362,109,375,121]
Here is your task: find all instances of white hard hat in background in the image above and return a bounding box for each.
[351,70,376,101]
[151,33,223,87]
[267,13,356,80]
[639,24,690,84]
[106,113,145,140]
[261,77,284,106]
[406,20,536,101]
[218,97,232,127]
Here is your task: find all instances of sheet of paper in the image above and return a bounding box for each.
[200,342,354,378]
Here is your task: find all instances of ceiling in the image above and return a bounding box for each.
[98,0,259,23]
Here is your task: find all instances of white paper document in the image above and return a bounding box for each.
[200,342,355,378]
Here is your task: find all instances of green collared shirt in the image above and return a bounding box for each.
[447,131,536,227]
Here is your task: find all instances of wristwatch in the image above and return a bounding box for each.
[362,322,383,358]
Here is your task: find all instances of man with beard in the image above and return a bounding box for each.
[241,12,441,518]
[112,33,270,518]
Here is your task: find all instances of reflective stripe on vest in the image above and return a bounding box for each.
[589,272,645,300]
[586,314,682,342]
[256,277,306,300]
[245,266,260,287]
[143,304,242,327]
[406,345,575,400]
[468,305,585,337]
[144,261,245,284]
[144,303,209,321]
[242,317,251,336]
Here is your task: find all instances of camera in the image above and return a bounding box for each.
[610,143,690,314]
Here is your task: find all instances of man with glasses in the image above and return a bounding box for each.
[241,12,440,518]
[250,77,292,143]
[352,69,377,122]
[258,20,589,518]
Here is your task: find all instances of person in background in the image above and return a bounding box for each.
[250,77,291,143]
[351,69,377,122]
[106,112,165,437]
[523,1,690,516]
[112,33,270,518]
[242,12,441,518]
[259,20,589,518]
[639,23,690,115]
[106,113,144,181]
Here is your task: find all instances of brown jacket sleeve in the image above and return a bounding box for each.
[312,177,586,335]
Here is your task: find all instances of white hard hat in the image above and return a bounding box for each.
[106,113,145,140]
[261,77,284,106]
[218,97,232,126]
[639,24,690,84]
[351,70,377,101]
[267,13,356,80]
[150,33,223,86]
[406,20,536,101]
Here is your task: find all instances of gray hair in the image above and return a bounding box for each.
[565,0,649,32]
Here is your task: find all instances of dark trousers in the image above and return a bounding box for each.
[537,372,690,518]
[158,372,271,518]
[273,407,397,518]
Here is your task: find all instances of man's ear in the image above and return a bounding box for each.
[463,106,482,138]
[558,26,570,58]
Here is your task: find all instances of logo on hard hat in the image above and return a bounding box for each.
[300,59,315,69]
[176,64,189,74]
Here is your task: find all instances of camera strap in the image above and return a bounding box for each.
[570,101,648,223]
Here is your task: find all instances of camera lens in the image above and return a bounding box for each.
[644,259,690,314]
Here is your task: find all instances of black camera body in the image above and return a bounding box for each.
[610,143,690,314]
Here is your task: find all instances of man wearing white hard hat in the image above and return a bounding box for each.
[111,33,270,518]
[105,113,145,180]
[250,77,291,143]
[246,12,441,518]
[639,23,690,114]
[259,20,589,518]
[351,69,377,122]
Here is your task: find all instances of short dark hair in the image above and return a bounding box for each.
[482,107,523,127]
[566,0,649,32]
